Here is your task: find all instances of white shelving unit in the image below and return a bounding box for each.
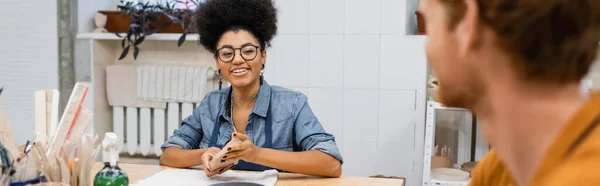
[76,33,199,41]
[423,101,487,186]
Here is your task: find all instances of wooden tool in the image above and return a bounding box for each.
[77,134,96,185]
[30,143,57,182]
[34,89,60,148]
[63,108,93,149]
[49,83,88,156]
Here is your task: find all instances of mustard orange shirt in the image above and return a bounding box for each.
[469,93,600,186]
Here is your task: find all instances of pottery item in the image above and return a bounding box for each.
[431,145,453,169]
[94,13,108,33]
[461,161,478,174]
[431,168,470,181]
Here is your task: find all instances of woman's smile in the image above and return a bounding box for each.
[230,67,251,77]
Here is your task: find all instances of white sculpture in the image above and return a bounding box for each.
[94,13,108,33]
[428,75,439,101]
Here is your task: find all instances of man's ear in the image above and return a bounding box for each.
[457,0,482,58]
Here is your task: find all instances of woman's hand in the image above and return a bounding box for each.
[201,147,235,177]
[223,133,261,162]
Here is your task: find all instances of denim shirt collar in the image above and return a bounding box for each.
[218,80,271,120]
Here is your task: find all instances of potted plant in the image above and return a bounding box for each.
[114,1,173,60]
[164,0,200,47]
[102,0,199,60]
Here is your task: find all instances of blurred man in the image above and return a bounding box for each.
[419,0,600,185]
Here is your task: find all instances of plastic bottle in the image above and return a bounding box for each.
[93,132,129,186]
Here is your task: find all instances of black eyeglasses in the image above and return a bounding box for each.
[215,44,262,63]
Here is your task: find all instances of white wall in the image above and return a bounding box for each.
[0,0,59,145]
[265,0,427,184]
[75,0,117,83]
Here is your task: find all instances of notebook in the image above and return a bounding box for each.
[132,169,278,186]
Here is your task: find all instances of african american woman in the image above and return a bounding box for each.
[159,0,343,178]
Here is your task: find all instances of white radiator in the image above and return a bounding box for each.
[106,64,221,157]
[112,102,199,156]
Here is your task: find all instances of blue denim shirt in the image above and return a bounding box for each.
[161,81,343,163]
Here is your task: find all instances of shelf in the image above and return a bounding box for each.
[427,101,470,111]
[76,33,199,41]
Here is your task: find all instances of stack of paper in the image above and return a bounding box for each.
[132,169,278,186]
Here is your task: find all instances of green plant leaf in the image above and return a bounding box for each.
[121,38,126,48]
[178,33,187,47]
[135,36,145,45]
[126,30,133,40]
[149,13,160,21]
[119,46,130,60]
[159,21,173,31]
[133,46,140,60]
[146,28,158,35]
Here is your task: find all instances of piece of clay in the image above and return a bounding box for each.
[208,135,241,171]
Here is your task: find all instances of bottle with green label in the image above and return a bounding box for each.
[94,132,129,186]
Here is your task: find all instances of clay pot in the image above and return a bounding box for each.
[98,11,185,33]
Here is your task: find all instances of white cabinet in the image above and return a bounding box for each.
[422,101,488,186]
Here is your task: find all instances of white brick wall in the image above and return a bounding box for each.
[266,1,427,184]
[0,0,59,145]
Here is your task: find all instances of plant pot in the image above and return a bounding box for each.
[416,10,426,35]
[98,10,185,33]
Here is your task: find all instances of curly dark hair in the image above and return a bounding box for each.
[195,0,278,53]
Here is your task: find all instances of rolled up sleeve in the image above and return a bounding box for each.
[161,108,204,151]
[293,94,344,163]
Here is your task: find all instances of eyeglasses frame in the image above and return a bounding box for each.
[215,44,263,63]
